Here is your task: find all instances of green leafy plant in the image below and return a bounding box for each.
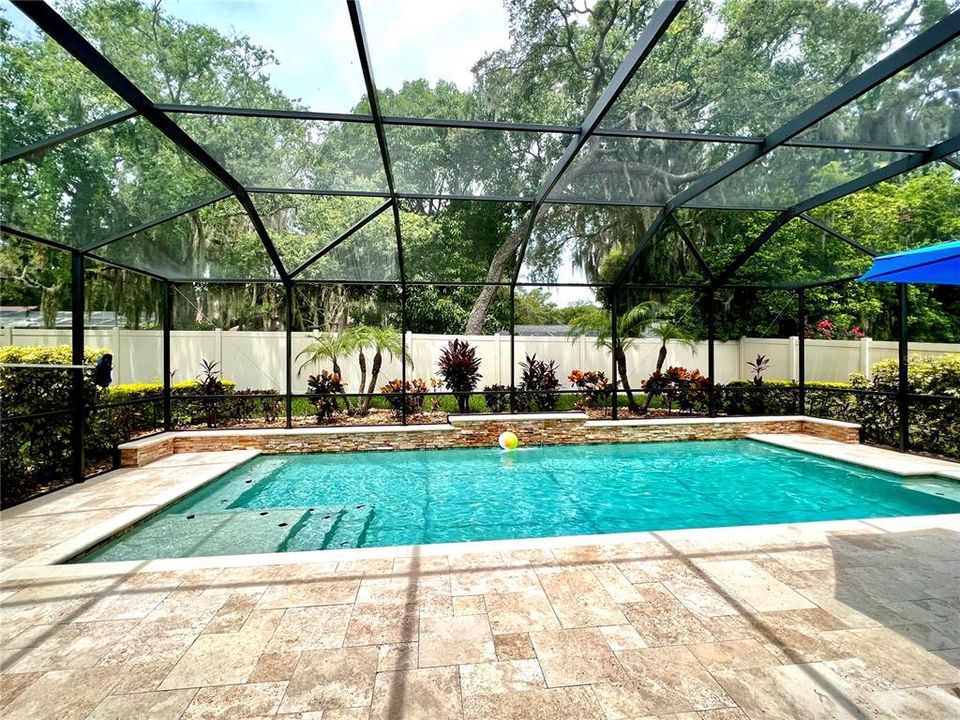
[437,339,482,413]
[517,353,560,411]
[307,370,345,422]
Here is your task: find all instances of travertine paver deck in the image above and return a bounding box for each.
[0,440,959,718]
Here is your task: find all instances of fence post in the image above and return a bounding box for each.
[860,336,872,379]
[111,325,121,384]
[788,336,799,382]
[214,327,224,374]
[494,332,503,386]
[70,251,85,484]
[738,335,746,379]
[2,326,11,347]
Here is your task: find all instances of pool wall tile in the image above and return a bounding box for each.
[119,415,860,467]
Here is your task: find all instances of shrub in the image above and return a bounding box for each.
[231,389,282,424]
[568,370,612,409]
[380,378,427,418]
[195,359,224,428]
[483,384,509,413]
[307,370,345,422]
[644,366,709,414]
[517,354,560,411]
[437,339,481,413]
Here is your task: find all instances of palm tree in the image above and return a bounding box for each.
[353,325,411,415]
[642,322,698,412]
[296,327,361,412]
[568,301,660,412]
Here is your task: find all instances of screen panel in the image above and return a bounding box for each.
[1,116,226,250]
[91,197,277,280]
[172,114,387,192]
[0,0,130,149]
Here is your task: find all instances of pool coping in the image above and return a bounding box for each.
[3,434,957,581]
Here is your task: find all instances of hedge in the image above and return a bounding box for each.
[850,355,959,458]
[1,346,104,504]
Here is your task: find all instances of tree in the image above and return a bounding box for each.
[353,325,409,416]
[295,328,360,411]
[642,322,698,412]
[567,300,663,412]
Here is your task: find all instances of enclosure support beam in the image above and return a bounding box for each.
[710,213,794,288]
[611,293,619,421]
[511,0,686,287]
[285,281,293,429]
[706,290,716,418]
[615,9,960,288]
[898,283,909,452]
[83,191,232,254]
[154,103,932,154]
[346,0,406,288]
[70,251,85,484]
[163,282,172,431]
[797,288,806,415]
[509,285,517,414]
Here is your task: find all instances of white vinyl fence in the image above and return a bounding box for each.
[2,327,957,391]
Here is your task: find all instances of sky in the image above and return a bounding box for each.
[4,0,597,304]
[165,0,513,113]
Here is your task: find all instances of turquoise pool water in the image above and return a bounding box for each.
[74,440,960,562]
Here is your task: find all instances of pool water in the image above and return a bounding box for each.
[74,440,960,562]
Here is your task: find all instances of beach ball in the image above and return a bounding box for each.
[498,431,519,451]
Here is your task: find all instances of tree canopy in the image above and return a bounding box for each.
[1,0,957,340]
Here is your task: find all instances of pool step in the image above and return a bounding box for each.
[277,508,343,552]
[86,507,307,561]
[322,505,376,550]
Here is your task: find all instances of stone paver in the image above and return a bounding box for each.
[1,441,959,720]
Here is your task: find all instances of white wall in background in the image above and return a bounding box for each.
[2,327,957,391]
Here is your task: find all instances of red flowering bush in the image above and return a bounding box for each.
[806,318,865,340]
[569,369,612,408]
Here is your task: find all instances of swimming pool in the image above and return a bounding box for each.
[74,439,960,562]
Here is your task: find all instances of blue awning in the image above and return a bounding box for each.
[857,240,960,285]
